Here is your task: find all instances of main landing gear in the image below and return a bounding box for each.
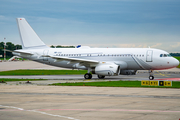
[149,70,154,80]
[84,73,92,79]
[84,74,106,79]
[97,75,105,79]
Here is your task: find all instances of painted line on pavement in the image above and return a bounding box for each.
[0,105,79,120]
[35,109,180,113]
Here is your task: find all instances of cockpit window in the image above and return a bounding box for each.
[160,54,171,57]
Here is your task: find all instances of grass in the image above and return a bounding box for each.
[174,56,180,68]
[0,70,87,75]
[0,78,47,82]
[50,81,180,88]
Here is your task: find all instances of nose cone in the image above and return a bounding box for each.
[172,58,179,67]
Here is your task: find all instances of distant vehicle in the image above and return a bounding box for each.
[6,18,179,80]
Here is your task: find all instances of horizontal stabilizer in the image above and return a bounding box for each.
[3,49,33,55]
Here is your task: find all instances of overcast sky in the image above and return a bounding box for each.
[0,0,180,52]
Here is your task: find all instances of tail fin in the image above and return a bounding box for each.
[16,18,48,49]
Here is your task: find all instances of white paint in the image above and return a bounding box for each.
[0,105,79,120]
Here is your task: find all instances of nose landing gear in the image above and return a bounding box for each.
[149,70,154,80]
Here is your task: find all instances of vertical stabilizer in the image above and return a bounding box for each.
[16,18,48,49]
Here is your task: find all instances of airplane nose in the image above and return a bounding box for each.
[173,58,179,67]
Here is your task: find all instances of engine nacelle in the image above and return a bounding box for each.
[120,70,137,75]
[91,63,120,76]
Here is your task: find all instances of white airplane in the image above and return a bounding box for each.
[7,18,179,80]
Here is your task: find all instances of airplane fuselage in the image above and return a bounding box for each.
[14,47,178,71]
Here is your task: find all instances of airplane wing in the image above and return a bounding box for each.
[3,49,33,55]
[47,55,99,66]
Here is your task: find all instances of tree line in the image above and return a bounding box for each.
[50,45,75,48]
[0,42,22,58]
[170,53,180,56]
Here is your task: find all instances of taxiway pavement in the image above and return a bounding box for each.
[0,61,180,120]
[0,85,180,120]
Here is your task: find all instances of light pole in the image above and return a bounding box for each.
[4,38,6,61]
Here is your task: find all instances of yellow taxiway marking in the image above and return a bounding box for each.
[83,80,91,81]
[156,71,169,77]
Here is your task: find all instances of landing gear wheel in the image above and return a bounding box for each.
[149,76,154,80]
[97,75,105,79]
[148,70,154,80]
[84,73,92,79]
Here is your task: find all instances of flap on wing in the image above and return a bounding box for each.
[50,56,99,64]
[3,49,33,55]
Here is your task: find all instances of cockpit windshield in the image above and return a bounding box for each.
[160,54,171,57]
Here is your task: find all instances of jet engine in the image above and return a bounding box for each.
[120,70,137,75]
[91,63,120,76]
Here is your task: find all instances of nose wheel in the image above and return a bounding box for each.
[149,75,154,80]
[149,70,154,80]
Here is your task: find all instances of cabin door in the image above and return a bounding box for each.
[146,50,153,62]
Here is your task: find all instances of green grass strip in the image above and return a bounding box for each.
[50,81,180,88]
[0,78,47,82]
[0,70,87,75]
